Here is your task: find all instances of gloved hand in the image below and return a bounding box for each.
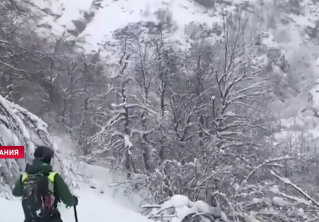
[73,195,78,206]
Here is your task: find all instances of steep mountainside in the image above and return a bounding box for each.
[3,0,319,221]
[28,0,319,131]
[30,0,319,53]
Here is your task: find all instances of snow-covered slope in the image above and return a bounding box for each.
[1,162,151,222]
[0,194,150,222]
[0,92,151,222]
[33,0,227,52]
[4,0,319,221]
[2,160,228,222]
[29,0,319,53]
[1,132,227,222]
[27,0,319,116]
[55,142,145,211]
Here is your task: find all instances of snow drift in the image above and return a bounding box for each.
[142,195,228,222]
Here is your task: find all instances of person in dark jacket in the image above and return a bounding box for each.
[12,146,78,222]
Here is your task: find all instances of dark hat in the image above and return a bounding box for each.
[34,146,54,164]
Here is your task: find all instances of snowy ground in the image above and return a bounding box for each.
[1,136,149,222]
[0,134,225,222]
[1,186,150,222]
[74,160,144,211]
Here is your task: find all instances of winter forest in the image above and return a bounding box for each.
[2,0,319,221]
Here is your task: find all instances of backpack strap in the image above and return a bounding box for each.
[47,172,56,194]
[21,173,29,183]
[48,172,57,182]
[47,171,60,208]
[21,172,57,182]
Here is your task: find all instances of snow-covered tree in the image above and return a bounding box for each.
[0,95,51,196]
[86,9,319,221]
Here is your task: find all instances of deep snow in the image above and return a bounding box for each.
[1,155,149,222]
[1,135,228,222]
[1,134,148,222]
[1,187,150,222]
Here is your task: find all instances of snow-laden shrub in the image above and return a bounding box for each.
[116,155,319,222]
[52,150,92,189]
[141,181,319,222]
[0,95,84,197]
[142,195,228,222]
[231,178,319,222]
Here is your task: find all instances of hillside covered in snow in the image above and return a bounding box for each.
[2,0,319,221]
[26,0,319,132]
[0,94,228,222]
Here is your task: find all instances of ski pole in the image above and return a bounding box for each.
[73,206,78,222]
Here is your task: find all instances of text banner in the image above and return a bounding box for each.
[0,146,24,159]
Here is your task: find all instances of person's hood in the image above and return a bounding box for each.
[25,158,53,174]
